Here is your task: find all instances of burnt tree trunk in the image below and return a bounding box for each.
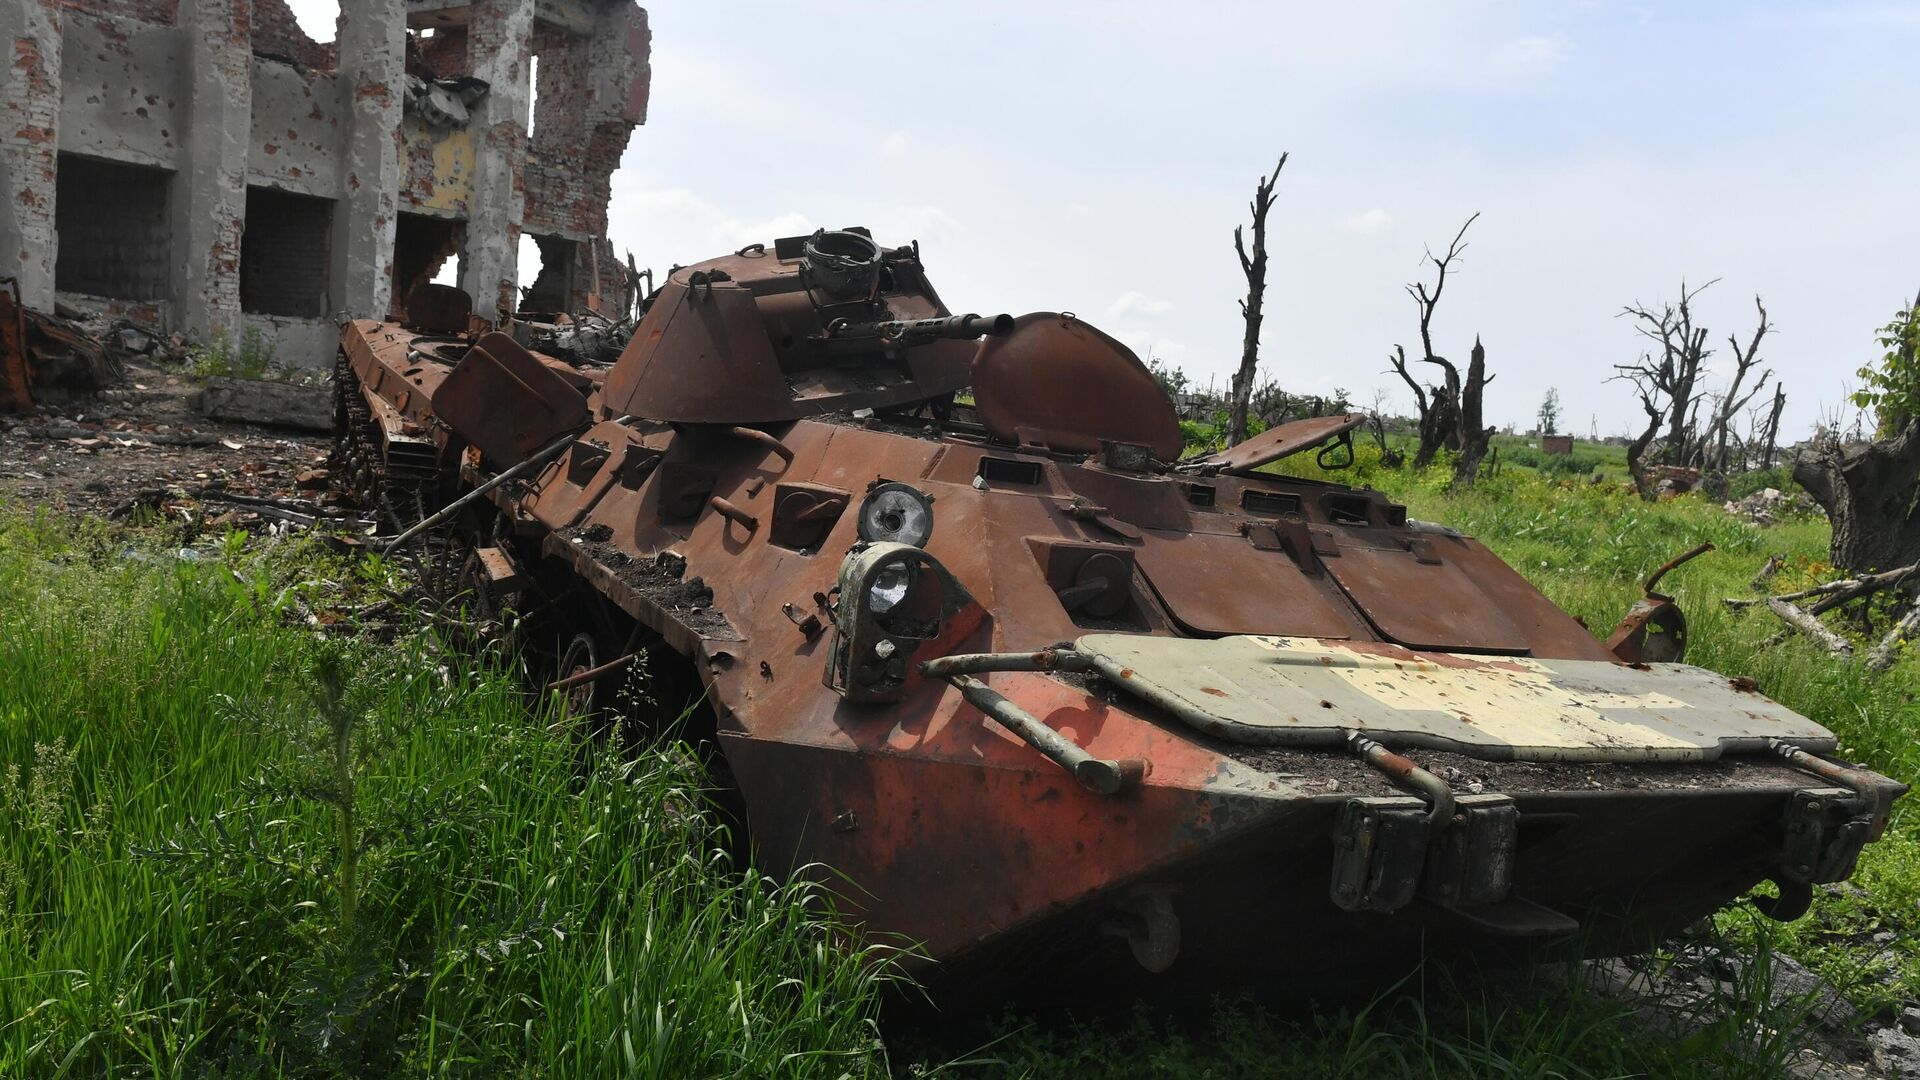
[1415,388,1456,469]
[1626,396,1663,500]
[1793,421,1920,573]
[1760,384,1785,469]
[1228,155,1288,446]
[1451,337,1494,488]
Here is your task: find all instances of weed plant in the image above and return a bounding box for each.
[0,509,892,1077]
[4,437,1917,1077]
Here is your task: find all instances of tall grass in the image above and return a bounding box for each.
[0,509,892,1077]
[5,443,1917,1078]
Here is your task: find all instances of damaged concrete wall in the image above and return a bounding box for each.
[250,61,344,196]
[0,0,62,310]
[58,12,182,169]
[522,2,648,312]
[1,0,648,371]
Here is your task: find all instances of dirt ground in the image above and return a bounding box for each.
[0,357,337,523]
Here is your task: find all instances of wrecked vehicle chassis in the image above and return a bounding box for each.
[334,231,1903,995]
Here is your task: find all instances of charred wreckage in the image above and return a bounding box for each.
[333,229,1904,992]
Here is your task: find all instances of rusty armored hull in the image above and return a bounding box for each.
[336,231,1903,994]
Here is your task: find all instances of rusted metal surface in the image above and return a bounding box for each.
[405,282,475,333]
[971,312,1186,461]
[330,226,1907,992]
[599,239,982,424]
[1607,542,1714,663]
[1181,412,1368,475]
[0,279,29,413]
[431,331,590,467]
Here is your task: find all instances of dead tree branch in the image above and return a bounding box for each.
[1866,604,1920,673]
[1228,153,1288,446]
[1765,597,1854,659]
[1400,212,1480,467]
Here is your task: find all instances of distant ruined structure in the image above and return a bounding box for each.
[0,0,649,370]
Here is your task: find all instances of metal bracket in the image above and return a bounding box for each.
[1423,793,1518,908]
[1780,787,1873,885]
[1330,797,1429,912]
[1330,793,1521,914]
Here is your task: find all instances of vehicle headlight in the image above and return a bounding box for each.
[857,482,935,547]
[825,542,977,704]
[867,559,913,613]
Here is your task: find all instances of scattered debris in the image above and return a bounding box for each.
[1647,464,1703,495]
[1725,486,1819,526]
[0,279,116,413]
[0,353,333,521]
[403,74,490,128]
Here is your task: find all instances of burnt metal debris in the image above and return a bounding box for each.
[331,227,1905,995]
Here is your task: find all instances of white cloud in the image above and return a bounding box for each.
[1347,209,1394,235]
[1108,291,1173,320]
[1491,33,1570,77]
[878,131,913,160]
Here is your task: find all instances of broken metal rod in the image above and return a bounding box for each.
[377,414,632,554]
[1347,732,1454,829]
[1768,739,1883,808]
[1643,540,1715,600]
[548,652,638,693]
[945,673,1143,796]
[919,650,1093,679]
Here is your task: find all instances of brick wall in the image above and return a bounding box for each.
[522,2,648,311]
[3,4,61,300]
[252,0,333,70]
[411,26,467,79]
[389,211,460,317]
[54,153,173,300]
[62,0,179,25]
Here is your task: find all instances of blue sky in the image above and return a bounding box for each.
[291,1,1920,438]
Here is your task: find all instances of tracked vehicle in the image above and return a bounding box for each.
[336,229,1903,992]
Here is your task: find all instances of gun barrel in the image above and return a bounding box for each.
[824,313,1015,345]
[910,313,1015,339]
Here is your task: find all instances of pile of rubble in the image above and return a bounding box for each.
[1725,486,1819,526]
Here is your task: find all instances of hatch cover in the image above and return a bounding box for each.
[1076,634,1836,763]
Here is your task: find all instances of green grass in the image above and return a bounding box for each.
[0,510,892,1077]
[3,446,1917,1077]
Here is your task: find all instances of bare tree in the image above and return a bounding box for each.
[1365,386,1402,466]
[1615,371,1668,499]
[1389,213,1482,467]
[1228,154,1288,446]
[1619,280,1717,466]
[1699,296,1774,475]
[1452,337,1496,488]
[1758,383,1786,470]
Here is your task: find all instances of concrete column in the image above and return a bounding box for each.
[460,0,534,323]
[0,0,63,310]
[332,0,405,321]
[174,0,252,342]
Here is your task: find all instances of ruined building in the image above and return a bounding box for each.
[0,0,649,371]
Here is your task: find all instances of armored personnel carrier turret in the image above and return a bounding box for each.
[335,229,1902,991]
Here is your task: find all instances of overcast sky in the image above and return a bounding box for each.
[291,1,1920,438]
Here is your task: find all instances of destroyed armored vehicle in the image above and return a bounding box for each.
[335,229,1903,992]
